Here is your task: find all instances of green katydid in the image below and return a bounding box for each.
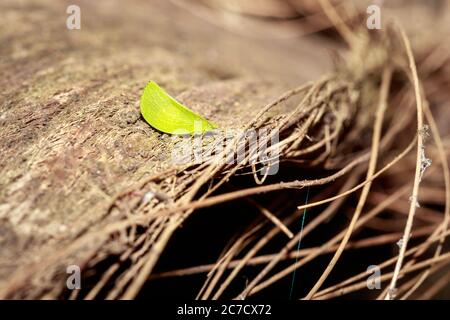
[140,81,217,134]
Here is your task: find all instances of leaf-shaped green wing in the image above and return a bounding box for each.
[140,81,217,134]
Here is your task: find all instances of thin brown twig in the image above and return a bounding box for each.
[385,25,426,300]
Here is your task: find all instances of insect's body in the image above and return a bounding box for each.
[140,81,217,135]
